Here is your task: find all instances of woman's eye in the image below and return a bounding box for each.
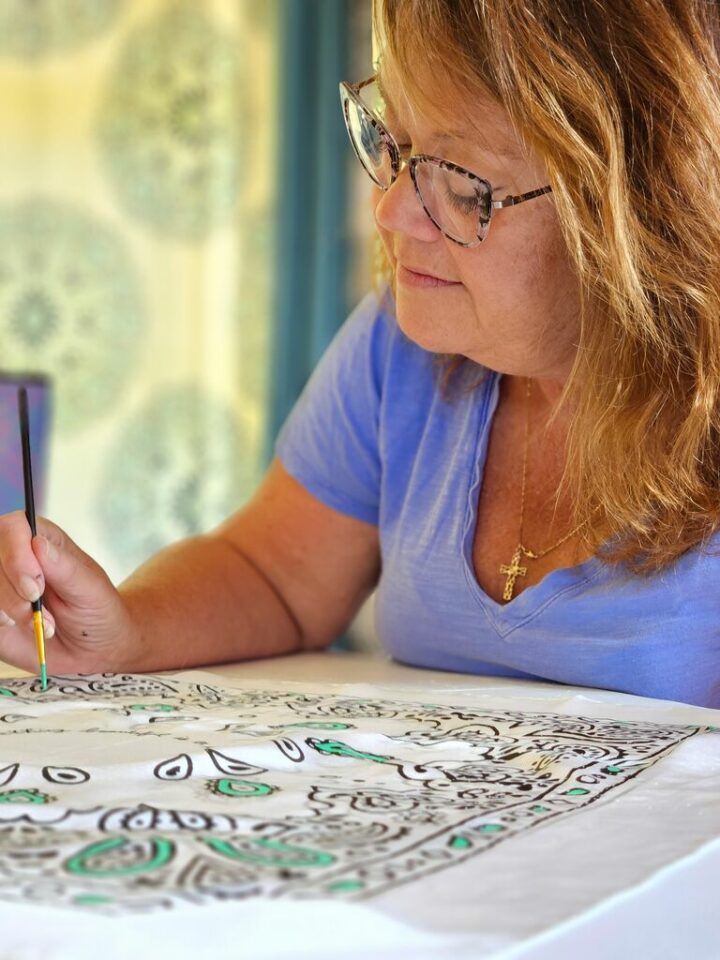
[445,189,483,214]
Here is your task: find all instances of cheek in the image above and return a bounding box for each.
[371,190,396,269]
[377,226,396,271]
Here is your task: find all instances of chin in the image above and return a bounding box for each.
[395,309,459,356]
[394,293,469,356]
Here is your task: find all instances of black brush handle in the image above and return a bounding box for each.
[18,389,42,614]
[18,386,37,537]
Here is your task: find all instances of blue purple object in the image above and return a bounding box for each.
[0,375,50,514]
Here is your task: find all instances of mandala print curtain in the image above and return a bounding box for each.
[0,0,279,582]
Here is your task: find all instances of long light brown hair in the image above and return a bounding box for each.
[373,0,720,575]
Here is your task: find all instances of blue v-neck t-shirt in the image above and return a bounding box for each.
[275,289,720,707]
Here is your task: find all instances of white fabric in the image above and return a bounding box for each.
[0,655,717,959]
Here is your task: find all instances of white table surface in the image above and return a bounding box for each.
[1,650,719,960]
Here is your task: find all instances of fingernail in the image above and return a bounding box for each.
[39,536,58,563]
[20,575,41,603]
[0,610,16,627]
[44,617,55,639]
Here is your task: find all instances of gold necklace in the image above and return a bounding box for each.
[499,377,592,602]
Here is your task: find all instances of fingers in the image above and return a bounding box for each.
[0,512,98,627]
[0,606,56,674]
[31,518,112,607]
[0,512,116,677]
[0,606,54,637]
[0,511,46,623]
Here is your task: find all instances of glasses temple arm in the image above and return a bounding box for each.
[491,185,552,209]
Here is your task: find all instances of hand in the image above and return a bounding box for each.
[0,512,141,675]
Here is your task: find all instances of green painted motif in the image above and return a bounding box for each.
[0,688,16,697]
[0,789,50,804]
[449,836,471,849]
[74,894,113,906]
[129,703,177,712]
[204,836,335,868]
[312,740,390,764]
[282,722,351,730]
[0,673,704,914]
[327,879,365,892]
[210,778,275,798]
[65,837,175,878]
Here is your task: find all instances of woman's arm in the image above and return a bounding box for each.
[0,457,377,675]
[120,458,381,671]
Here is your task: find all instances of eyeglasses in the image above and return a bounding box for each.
[339,76,553,248]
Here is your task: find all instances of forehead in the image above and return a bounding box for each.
[375,55,529,164]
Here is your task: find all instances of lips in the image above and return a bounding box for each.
[395,262,460,288]
[400,264,456,282]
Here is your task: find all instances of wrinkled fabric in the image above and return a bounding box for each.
[0,669,718,959]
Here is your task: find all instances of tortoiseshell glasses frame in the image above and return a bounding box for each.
[339,76,553,248]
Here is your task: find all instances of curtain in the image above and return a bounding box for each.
[265,0,354,451]
[0,0,279,583]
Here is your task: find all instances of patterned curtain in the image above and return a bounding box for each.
[0,0,279,582]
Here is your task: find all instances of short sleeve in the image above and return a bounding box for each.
[274,290,393,525]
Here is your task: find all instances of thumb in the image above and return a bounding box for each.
[32,520,111,608]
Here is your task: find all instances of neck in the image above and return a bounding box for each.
[503,373,572,423]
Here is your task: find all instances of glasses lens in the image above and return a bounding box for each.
[413,161,491,244]
[343,91,394,189]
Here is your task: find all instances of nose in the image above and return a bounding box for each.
[373,165,441,244]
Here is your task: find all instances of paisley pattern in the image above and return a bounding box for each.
[0,672,713,915]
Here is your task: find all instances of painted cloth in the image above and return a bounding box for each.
[275,290,720,707]
[0,670,718,959]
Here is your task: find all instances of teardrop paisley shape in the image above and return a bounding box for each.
[65,836,175,877]
[0,763,18,786]
[153,753,192,780]
[273,738,304,763]
[209,778,274,798]
[203,836,334,868]
[42,766,90,784]
[206,748,265,777]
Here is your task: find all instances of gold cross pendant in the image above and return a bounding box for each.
[499,544,530,601]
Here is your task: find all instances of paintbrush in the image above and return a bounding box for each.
[18,386,47,690]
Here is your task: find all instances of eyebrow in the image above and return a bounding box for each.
[374,71,523,159]
[374,73,467,143]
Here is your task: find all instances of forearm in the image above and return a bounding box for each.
[117,533,304,672]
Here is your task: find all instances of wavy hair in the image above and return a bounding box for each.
[372,0,720,575]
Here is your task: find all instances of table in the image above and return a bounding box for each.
[0,650,718,960]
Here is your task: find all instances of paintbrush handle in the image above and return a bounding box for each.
[18,387,47,689]
[18,387,38,537]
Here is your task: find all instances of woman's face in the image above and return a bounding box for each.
[373,57,582,384]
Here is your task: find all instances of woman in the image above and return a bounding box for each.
[0,0,718,705]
